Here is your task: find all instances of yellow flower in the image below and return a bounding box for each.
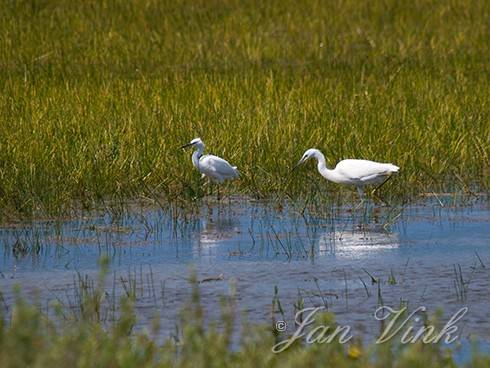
[347,345,362,359]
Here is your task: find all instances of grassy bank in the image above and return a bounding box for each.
[0,0,489,217]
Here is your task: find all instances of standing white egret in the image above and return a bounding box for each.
[293,148,399,200]
[181,138,239,199]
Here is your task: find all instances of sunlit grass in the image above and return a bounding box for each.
[0,0,488,218]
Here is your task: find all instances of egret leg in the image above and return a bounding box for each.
[217,185,221,201]
[371,175,393,206]
[355,187,366,209]
[371,175,393,196]
[202,180,210,198]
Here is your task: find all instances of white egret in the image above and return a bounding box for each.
[181,138,239,199]
[293,148,399,200]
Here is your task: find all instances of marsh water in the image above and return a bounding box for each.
[0,197,489,360]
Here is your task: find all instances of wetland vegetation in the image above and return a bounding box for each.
[0,0,488,219]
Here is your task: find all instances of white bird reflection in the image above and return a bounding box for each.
[318,227,399,258]
[198,217,240,245]
[193,212,241,258]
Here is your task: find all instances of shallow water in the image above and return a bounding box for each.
[0,197,489,360]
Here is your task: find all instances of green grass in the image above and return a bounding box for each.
[0,0,489,218]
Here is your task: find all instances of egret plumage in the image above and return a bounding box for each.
[293,148,399,200]
[181,138,239,198]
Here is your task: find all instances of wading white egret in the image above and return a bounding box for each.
[181,138,239,199]
[293,148,399,200]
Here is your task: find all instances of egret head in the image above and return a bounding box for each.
[181,137,204,149]
[292,149,320,171]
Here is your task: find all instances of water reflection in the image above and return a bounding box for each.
[193,209,241,257]
[0,199,488,270]
[318,227,399,258]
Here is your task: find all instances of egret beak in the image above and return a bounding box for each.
[180,142,194,149]
[291,160,303,172]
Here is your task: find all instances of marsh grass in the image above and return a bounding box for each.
[0,0,489,219]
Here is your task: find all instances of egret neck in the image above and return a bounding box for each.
[312,150,341,184]
[192,142,205,169]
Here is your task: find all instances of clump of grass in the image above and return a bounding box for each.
[0,0,488,219]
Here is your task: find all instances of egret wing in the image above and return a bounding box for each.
[335,159,396,181]
[200,155,239,178]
